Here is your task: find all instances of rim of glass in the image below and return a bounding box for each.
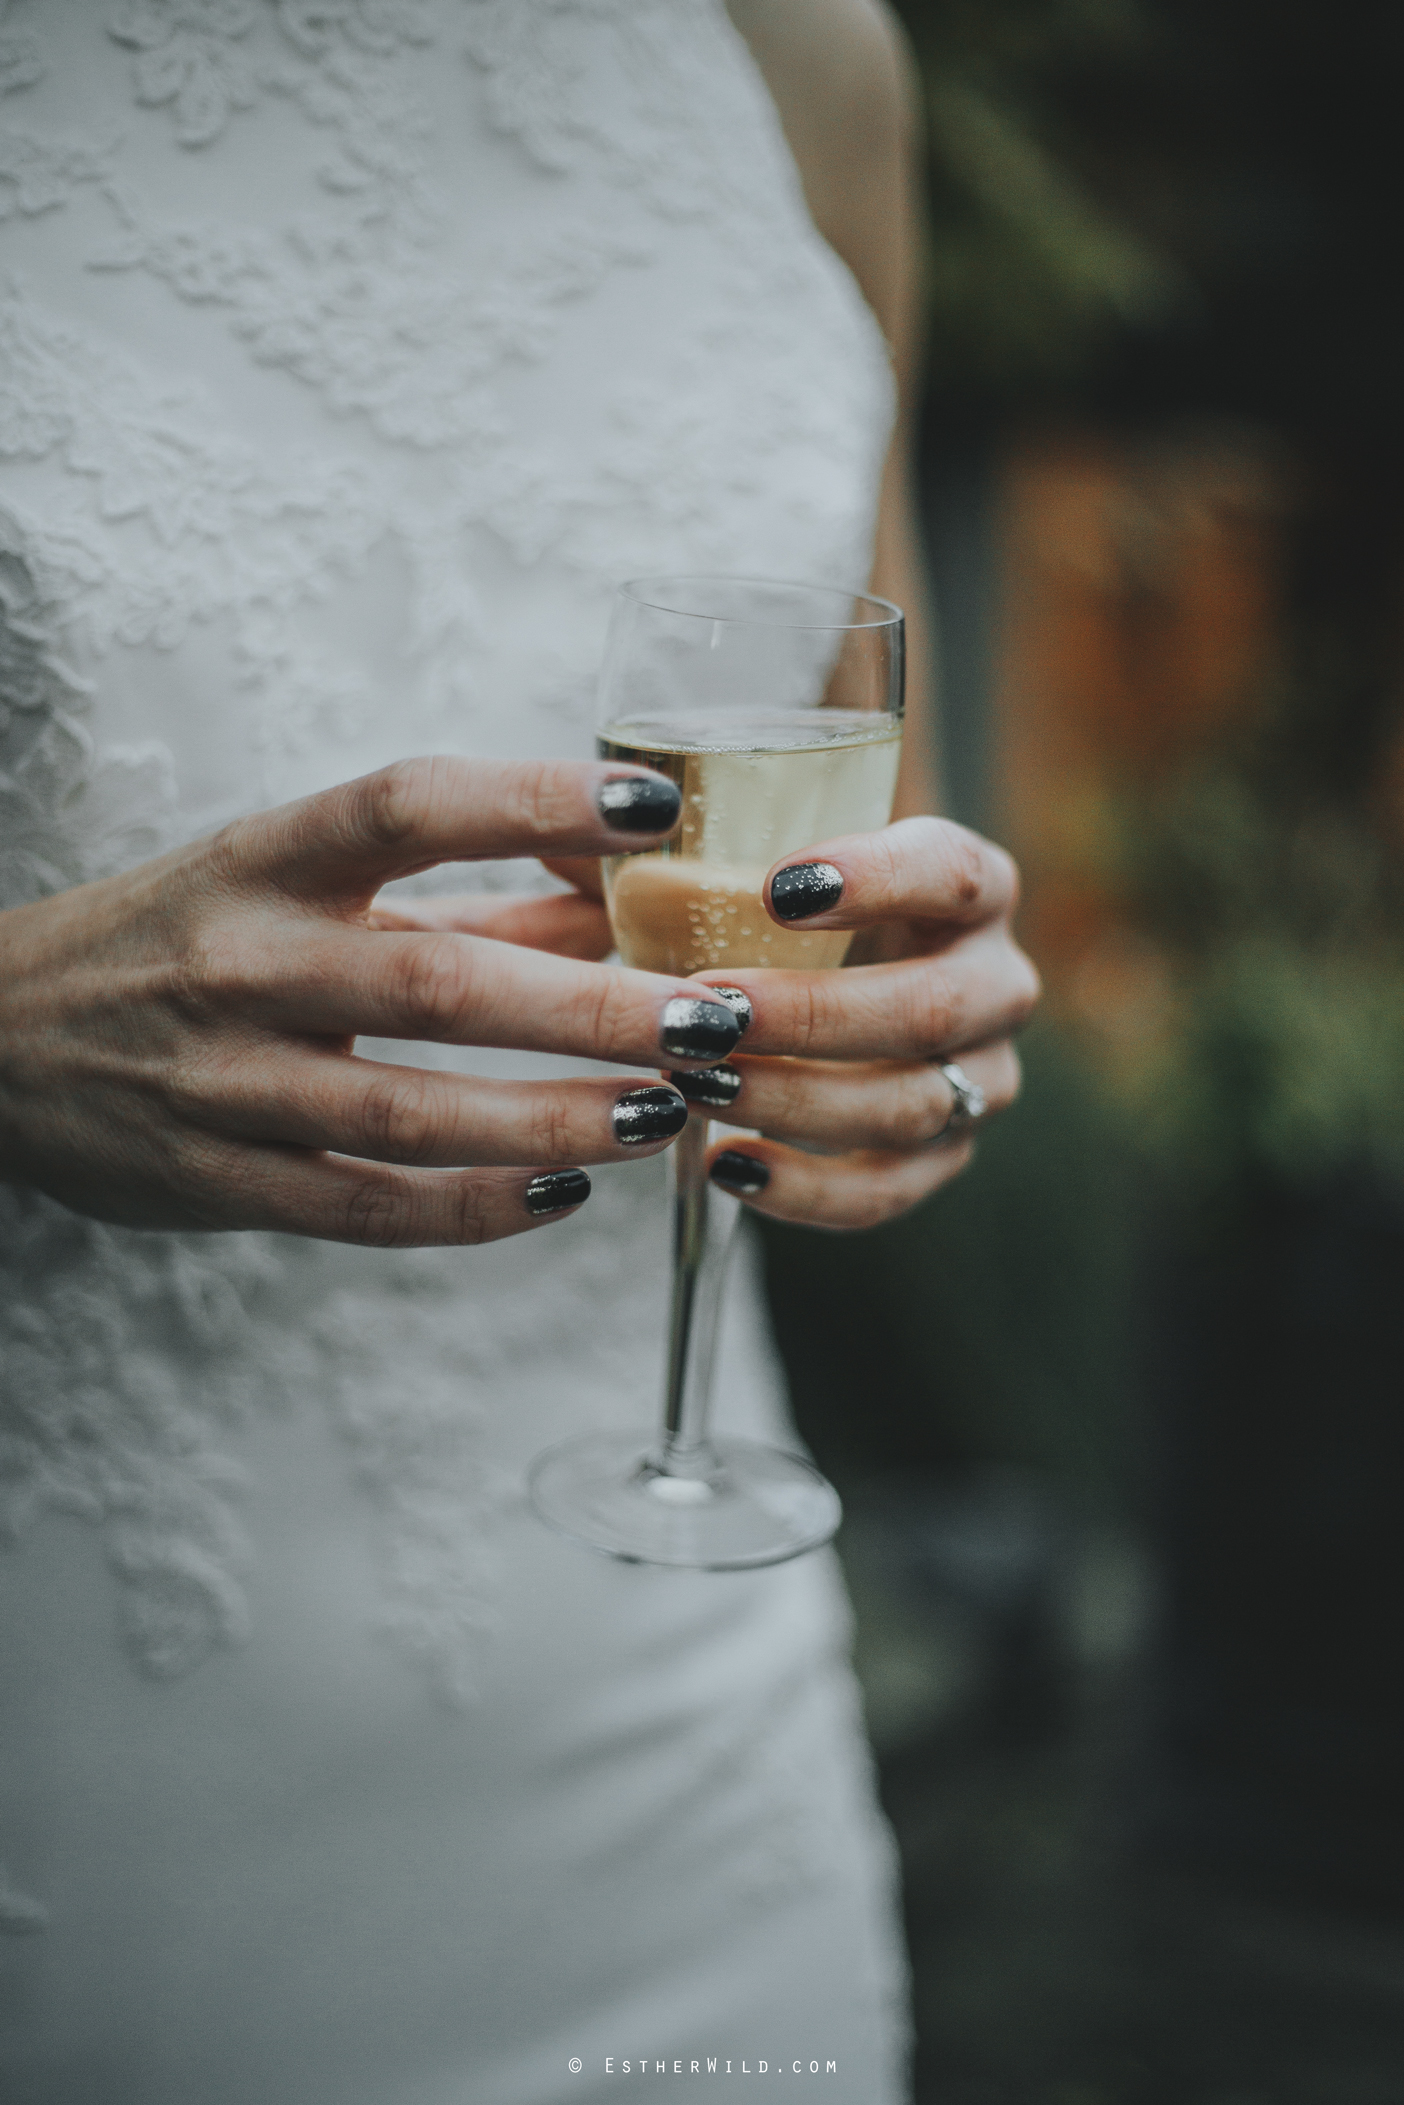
[618,574,902,632]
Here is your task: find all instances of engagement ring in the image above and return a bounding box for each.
[937,1060,986,1137]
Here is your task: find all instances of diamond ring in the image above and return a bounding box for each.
[936,1060,986,1138]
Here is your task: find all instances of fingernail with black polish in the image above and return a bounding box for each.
[612,1084,689,1146]
[597,774,682,834]
[667,1063,742,1108]
[708,985,753,1035]
[710,1151,770,1195]
[525,1168,591,1215]
[659,997,741,1062]
[770,861,843,921]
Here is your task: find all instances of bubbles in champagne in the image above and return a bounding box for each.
[599,713,903,975]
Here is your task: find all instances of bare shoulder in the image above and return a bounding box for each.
[724,0,920,346]
[724,0,916,147]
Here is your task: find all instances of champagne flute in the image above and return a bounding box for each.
[528,577,904,1568]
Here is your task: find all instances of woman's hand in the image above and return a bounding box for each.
[0,757,746,1247]
[677,817,1040,1230]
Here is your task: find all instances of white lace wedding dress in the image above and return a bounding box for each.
[0,5,908,2099]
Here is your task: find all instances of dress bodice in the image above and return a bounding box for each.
[1,0,891,841]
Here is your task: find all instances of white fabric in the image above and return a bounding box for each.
[0,5,908,2098]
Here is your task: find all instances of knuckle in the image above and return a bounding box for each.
[784,975,828,1056]
[204,816,258,890]
[866,829,906,914]
[500,764,577,842]
[902,817,985,911]
[1012,952,1043,1021]
[392,934,469,1036]
[361,1070,446,1165]
[527,1091,578,1163]
[907,963,960,1053]
[989,1045,1024,1114]
[159,1052,201,1121]
[759,1061,809,1134]
[447,1178,493,1246]
[578,970,637,1061]
[888,1073,942,1150]
[340,1176,411,1248]
[164,1130,231,1212]
[360,757,437,851]
[162,1045,226,1125]
[943,828,988,910]
[170,919,255,1021]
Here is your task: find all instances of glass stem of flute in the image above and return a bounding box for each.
[659,1117,735,1478]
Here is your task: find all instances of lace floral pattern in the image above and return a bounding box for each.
[0,1182,290,1677]
[0,0,42,101]
[0,0,893,1698]
[108,0,261,147]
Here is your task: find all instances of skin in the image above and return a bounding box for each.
[0,760,731,1244]
[0,2,1038,1245]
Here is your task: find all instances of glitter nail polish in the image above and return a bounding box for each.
[524,1169,591,1215]
[659,998,742,1063]
[769,861,843,922]
[596,775,682,834]
[612,1085,689,1146]
[666,1064,742,1108]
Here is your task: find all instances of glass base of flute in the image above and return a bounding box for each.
[528,1117,842,1569]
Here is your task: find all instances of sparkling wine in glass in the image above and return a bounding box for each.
[528,577,904,1568]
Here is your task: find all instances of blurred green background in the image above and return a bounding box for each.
[760,5,1404,2096]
